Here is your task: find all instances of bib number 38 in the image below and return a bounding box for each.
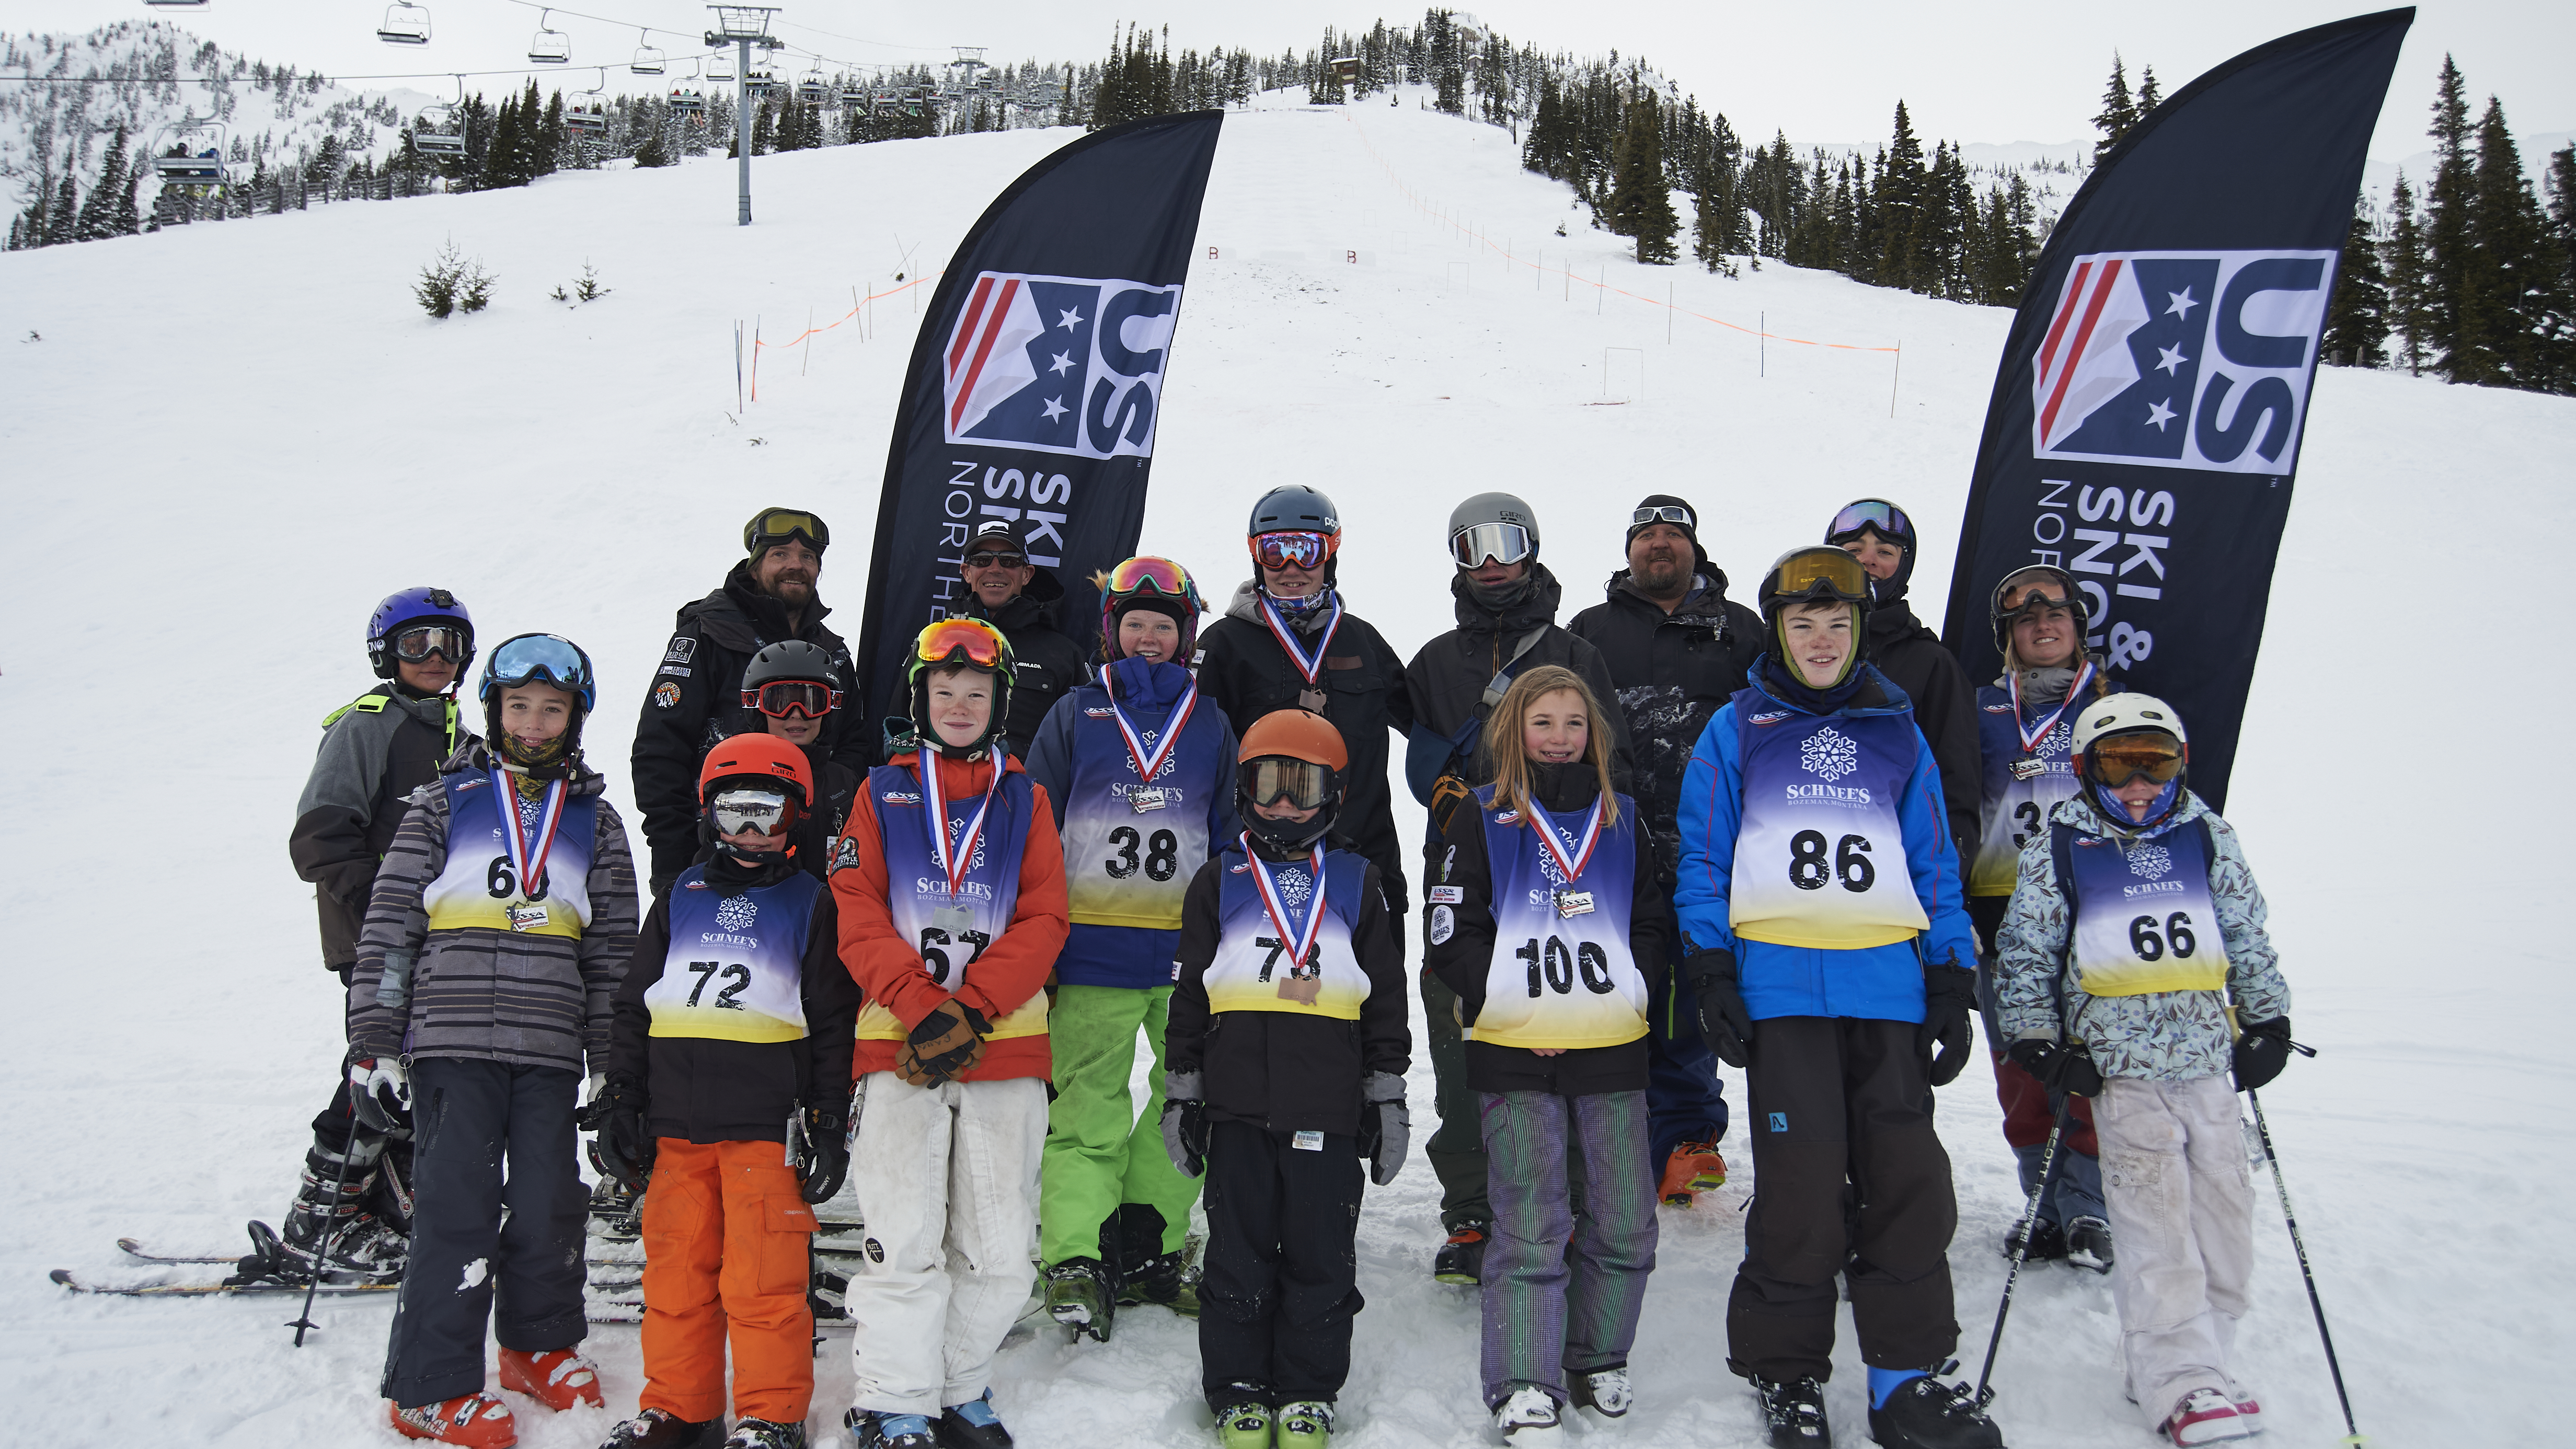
[1787,830,1876,892]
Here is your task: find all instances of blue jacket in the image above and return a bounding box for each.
[1672,663,1975,1023]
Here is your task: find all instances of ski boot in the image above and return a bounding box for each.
[1752,1375,1828,1446]
[588,1172,646,1240]
[935,1389,1013,1449]
[1214,1400,1273,1449]
[846,1409,938,1449]
[2162,1388,2253,1445]
[499,1347,604,1411]
[721,1420,807,1449]
[1276,1401,1333,1446]
[1432,1220,1488,1285]
[1043,1258,1115,1342]
[2001,1216,2065,1263]
[597,1407,721,1448]
[390,1392,518,1448]
[1568,1366,1632,1419]
[1493,1386,1561,1441]
[258,1144,409,1283]
[1866,1365,2004,1449]
[2064,1215,2114,1274]
[1659,1139,1728,1206]
[1117,1247,1202,1317]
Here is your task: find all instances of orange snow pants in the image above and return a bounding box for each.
[639,1138,819,1424]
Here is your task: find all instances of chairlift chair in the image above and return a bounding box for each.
[528,9,571,64]
[841,82,867,106]
[743,69,778,98]
[141,1,208,8]
[631,32,665,75]
[797,73,828,105]
[567,105,608,136]
[413,81,468,158]
[377,2,431,45]
[148,115,229,188]
[706,51,737,82]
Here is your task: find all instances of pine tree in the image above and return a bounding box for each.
[1876,103,1925,289]
[2550,144,2576,349]
[2324,212,2390,366]
[1608,91,1678,263]
[2422,54,2476,371]
[2096,54,2140,151]
[2460,96,2564,389]
[75,126,132,240]
[2136,65,2161,116]
[43,173,78,246]
[538,87,564,174]
[2383,170,2430,374]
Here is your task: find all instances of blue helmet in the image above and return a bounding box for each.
[479,633,597,712]
[366,586,474,681]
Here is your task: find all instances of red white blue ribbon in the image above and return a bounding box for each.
[1257,592,1343,687]
[488,767,570,898]
[2010,658,2097,754]
[1240,832,1328,969]
[1107,668,1199,783]
[1529,793,1605,886]
[920,753,1004,899]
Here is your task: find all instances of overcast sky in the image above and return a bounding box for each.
[8,1,2568,163]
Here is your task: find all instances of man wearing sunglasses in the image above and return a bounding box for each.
[633,507,866,898]
[1570,495,1766,1209]
[952,520,1087,762]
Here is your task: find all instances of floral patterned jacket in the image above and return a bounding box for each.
[1994,790,2288,1082]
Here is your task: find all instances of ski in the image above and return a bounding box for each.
[116,1238,247,1267]
[52,1268,397,1298]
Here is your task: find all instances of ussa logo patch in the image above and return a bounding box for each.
[941,272,1181,459]
[2031,250,2335,475]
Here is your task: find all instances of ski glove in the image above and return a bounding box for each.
[2233,1016,2294,1091]
[578,1073,653,1190]
[347,1051,411,1133]
[2005,1037,2104,1098]
[1684,948,1753,1067]
[896,999,992,1087]
[1356,1071,1409,1186]
[1919,960,1979,1087]
[1160,1070,1207,1179]
[790,1105,849,1203]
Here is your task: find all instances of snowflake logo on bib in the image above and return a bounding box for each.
[945,816,988,871]
[1800,725,1860,782]
[2124,844,2173,881]
[513,794,547,831]
[1275,868,1313,911]
[715,896,758,932]
[2037,720,2072,756]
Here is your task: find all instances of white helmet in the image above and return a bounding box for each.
[2069,693,2189,755]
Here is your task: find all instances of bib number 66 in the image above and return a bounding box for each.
[2126,912,2198,962]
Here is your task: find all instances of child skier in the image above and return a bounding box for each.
[1991,694,2291,1447]
[1968,566,2119,1272]
[260,587,477,1285]
[1163,708,1411,1449]
[1023,556,1240,1339]
[1672,547,2002,1449]
[591,732,862,1449]
[834,618,1068,1449]
[1425,665,1663,1442]
[738,639,864,879]
[343,633,640,1447]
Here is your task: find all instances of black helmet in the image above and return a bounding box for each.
[1823,497,1917,593]
[1757,545,1873,685]
[1249,484,1341,538]
[1988,565,2092,656]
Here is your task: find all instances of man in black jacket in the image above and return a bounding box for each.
[1195,485,1413,955]
[633,508,869,896]
[1825,498,1982,867]
[953,519,1088,762]
[1568,495,1762,1207]
[1401,492,1631,1284]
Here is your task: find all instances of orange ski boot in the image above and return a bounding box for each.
[1659,1140,1728,1206]
[389,1392,518,1447]
[498,1346,604,1411]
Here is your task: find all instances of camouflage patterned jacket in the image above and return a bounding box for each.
[1993,791,2287,1082]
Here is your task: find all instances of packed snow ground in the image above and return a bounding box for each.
[3,85,2572,1448]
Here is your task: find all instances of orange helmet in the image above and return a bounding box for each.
[1237,708,1346,855]
[699,731,812,807]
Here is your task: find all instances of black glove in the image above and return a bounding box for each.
[2233,1016,2293,1091]
[1159,1070,1206,1178]
[1919,961,1979,1087]
[1357,1071,1409,1187]
[898,999,993,1087]
[793,1106,849,1203]
[2005,1037,2104,1098]
[579,1073,654,1189]
[1685,949,1753,1068]
[346,1050,412,1134]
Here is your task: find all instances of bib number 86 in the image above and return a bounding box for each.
[2126,912,2198,962]
[1512,936,1616,999]
[1788,830,1875,892]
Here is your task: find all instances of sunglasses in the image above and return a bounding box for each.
[2086,733,2187,787]
[962,550,1027,570]
[1827,499,1911,542]
[1450,521,1534,570]
[393,625,470,664]
[1240,756,1335,811]
[744,680,841,719]
[709,788,791,836]
[913,617,1010,671]
[1252,531,1336,570]
[1630,505,1694,528]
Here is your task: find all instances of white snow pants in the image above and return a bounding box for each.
[844,1072,1046,1418]
[2095,1075,2257,1429]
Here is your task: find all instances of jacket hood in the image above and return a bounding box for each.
[2049,787,2209,843]
[1449,561,1565,636]
[450,737,608,796]
[1741,660,1912,720]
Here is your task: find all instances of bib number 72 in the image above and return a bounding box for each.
[1787,830,1876,892]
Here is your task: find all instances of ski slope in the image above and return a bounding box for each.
[3,85,2571,1448]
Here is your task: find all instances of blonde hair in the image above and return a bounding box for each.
[1481,665,1620,829]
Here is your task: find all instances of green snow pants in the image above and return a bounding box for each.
[1039,984,1201,1268]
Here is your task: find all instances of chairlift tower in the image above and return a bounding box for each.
[707,5,780,225]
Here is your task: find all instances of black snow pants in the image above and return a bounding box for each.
[1726,1016,1961,1384]
[381,1057,589,1408]
[1197,1120,1365,1411]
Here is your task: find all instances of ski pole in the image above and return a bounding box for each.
[289,1077,366,1346]
[1973,1092,2073,1407]
[2248,1073,2363,1446]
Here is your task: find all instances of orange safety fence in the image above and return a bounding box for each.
[1340,111,1899,355]
[745,270,945,401]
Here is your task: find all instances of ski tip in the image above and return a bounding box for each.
[116,1238,145,1255]
[49,1268,75,1288]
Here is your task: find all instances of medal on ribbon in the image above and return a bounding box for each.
[1109,668,1199,811]
[1528,794,1604,918]
[921,753,1003,936]
[1241,832,1328,1005]
[1259,591,1343,715]
[488,767,570,903]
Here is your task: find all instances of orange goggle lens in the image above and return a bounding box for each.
[2087,735,2186,786]
[1106,556,1198,603]
[913,618,1007,670]
[1773,546,1870,600]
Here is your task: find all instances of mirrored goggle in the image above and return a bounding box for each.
[2086,734,2186,787]
[1630,505,1694,528]
[710,788,791,836]
[913,618,1008,670]
[486,635,592,694]
[745,680,841,718]
[1252,531,1335,570]
[749,508,829,551]
[1827,499,1911,542]
[1997,568,2078,616]
[961,550,1026,570]
[1105,556,1201,606]
[1450,521,1533,569]
[1240,756,1335,811]
[394,625,470,663]
[1772,546,1871,601]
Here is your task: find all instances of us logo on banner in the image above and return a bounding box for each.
[942,272,1181,459]
[2031,250,2337,475]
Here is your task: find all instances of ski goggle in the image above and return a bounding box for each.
[1768,546,1872,603]
[1239,756,1336,811]
[1104,556,1203,610]
[709,787,792,837]
[393,625,470,664]
[1450,521,1534,569]
[2085,732,2187,787]
[1997,567,2078,616]
[744,507,829,555]
[912,617,1009,672]
[744,679,842,718]
[1630,504,1694,529]
[482,634,595,710]
[1251,531,1336,570]
[961,549,1026,570]
[1826,499,1912,544]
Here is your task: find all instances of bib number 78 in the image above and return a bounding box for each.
[1787,830,1876,892]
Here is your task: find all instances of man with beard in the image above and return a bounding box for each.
[632,508,868,897]
[1570,496,1764,1208]
[1401,491,1631,1285]
[953,520,1088,762]
[1825,499,1982,869]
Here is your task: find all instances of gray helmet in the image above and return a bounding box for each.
[741,639,842,695]
[1447,491,1540,569]
[1249,484,1341,538]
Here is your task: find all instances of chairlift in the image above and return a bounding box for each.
[528,8,570,65]
[670,88,707,116]
[706,50,737,82]
[630,30,664,75]
[377,2,431,45]
[148,114,229,188]
[743,69,778,98]
[796,68,828,105]
[567,69,610,135]
[141,1,208,8]
[840,82,867,106]
[413,77,468,157]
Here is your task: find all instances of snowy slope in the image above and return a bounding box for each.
[3,85,2572,1448]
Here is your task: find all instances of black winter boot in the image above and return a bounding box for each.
[1867,1369,2005,1448]
[1043,1258,1115,1342]
[1753,1375,1830,1446]
[1432,1220,1489,1285]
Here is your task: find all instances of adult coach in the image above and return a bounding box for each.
[952,519,1088,761]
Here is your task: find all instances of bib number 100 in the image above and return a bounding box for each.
[1787,830,1876,892]
[1512,936,1615,998]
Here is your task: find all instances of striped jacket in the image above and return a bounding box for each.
[347,741,640,1075]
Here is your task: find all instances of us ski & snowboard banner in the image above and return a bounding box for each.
[1938,9,2411,808]
[854,111,1225,728]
